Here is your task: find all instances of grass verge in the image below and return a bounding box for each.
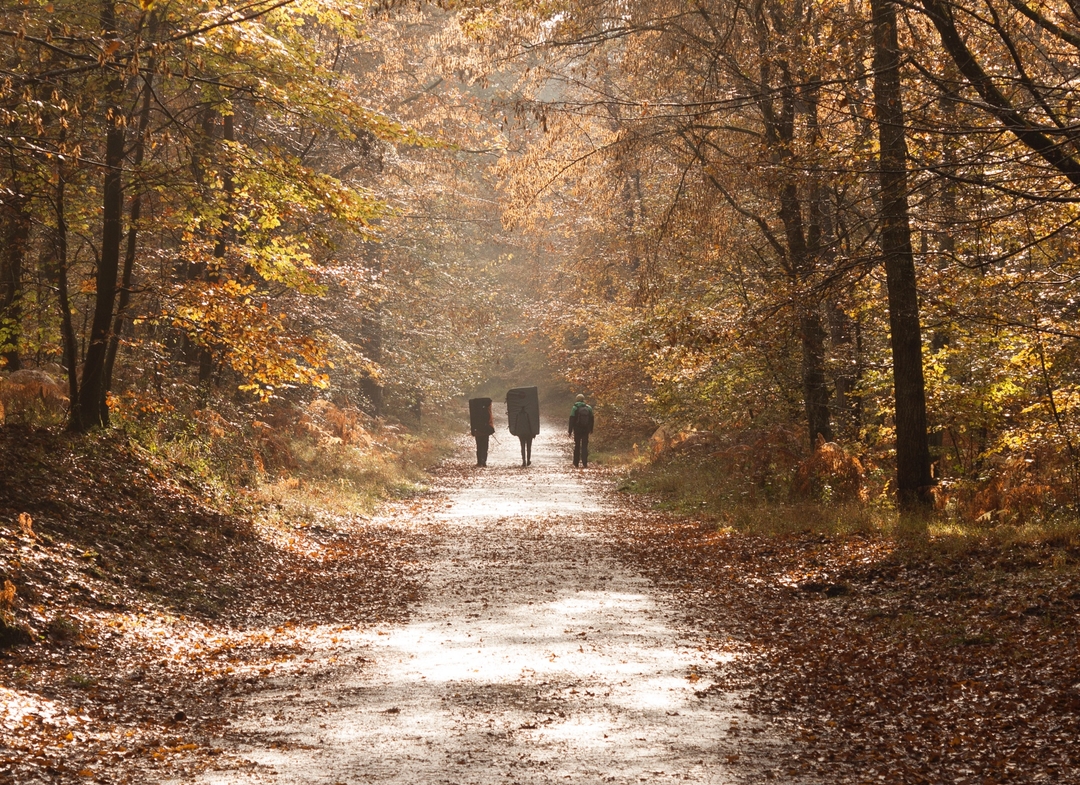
[616,450,1080,554]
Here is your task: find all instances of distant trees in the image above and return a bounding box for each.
[481,0,1080,514]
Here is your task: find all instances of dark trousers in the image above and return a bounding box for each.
[474,435,489,466]
[573,432,590,467]
[518,435,532,466]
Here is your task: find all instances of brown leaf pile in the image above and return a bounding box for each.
[612,503,1080,783]
[0,426,424,784]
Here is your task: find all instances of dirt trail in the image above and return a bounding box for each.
[184,419,792,784]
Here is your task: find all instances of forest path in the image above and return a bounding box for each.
[186,419,790,784]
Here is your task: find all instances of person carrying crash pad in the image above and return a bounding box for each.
[469,397,495,467]
[568,393,594,468]
[506,386,540,467]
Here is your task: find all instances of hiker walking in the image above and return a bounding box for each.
[569,394,594,468]
[469,397,495,467]
[506,386,540,467]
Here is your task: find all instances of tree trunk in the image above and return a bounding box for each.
[776,156,832,447]
[801,310,833,445]
[0,190,29,372]
[54,158,80,419]
[104,21,158,399]
[198,111,234,389]
[74,0,126,430]
[927,65,960,464]
[763,62,834,449]
[828,300,861,440]
[802,77,833,446]
[871,0,934,509]
[359,309,384,416]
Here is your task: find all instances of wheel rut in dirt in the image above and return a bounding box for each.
[187,419,791,784]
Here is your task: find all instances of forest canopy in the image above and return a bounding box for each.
[3,0,1080,519]
[487,0,1080,516]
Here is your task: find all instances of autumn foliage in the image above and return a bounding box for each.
[3,0,1080,779]
[792,436,867,504]
[468,0,1080,522]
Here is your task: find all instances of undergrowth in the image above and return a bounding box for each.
[617,451,1080,555]
[113,390,457,525]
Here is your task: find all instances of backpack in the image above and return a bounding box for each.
[574,404,594,433]
[514,409,534,438]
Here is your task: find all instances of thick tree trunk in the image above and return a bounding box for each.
[54,162,80,419]
[104,27,157,399]
[872,0,934,509]
[0,191,29,372]
[801,310,833,445]
[73,0,126,430]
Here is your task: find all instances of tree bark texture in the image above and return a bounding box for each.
[0,191,29,371]
[73,0,126,430]
[872,0,934,508]
[104,23,158,399]
[54,160,80,418]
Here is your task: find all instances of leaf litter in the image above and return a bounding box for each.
[611,503,1080,784]
[1,421,1077,783]
[0,426,422,784]
[181,425,795,784]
